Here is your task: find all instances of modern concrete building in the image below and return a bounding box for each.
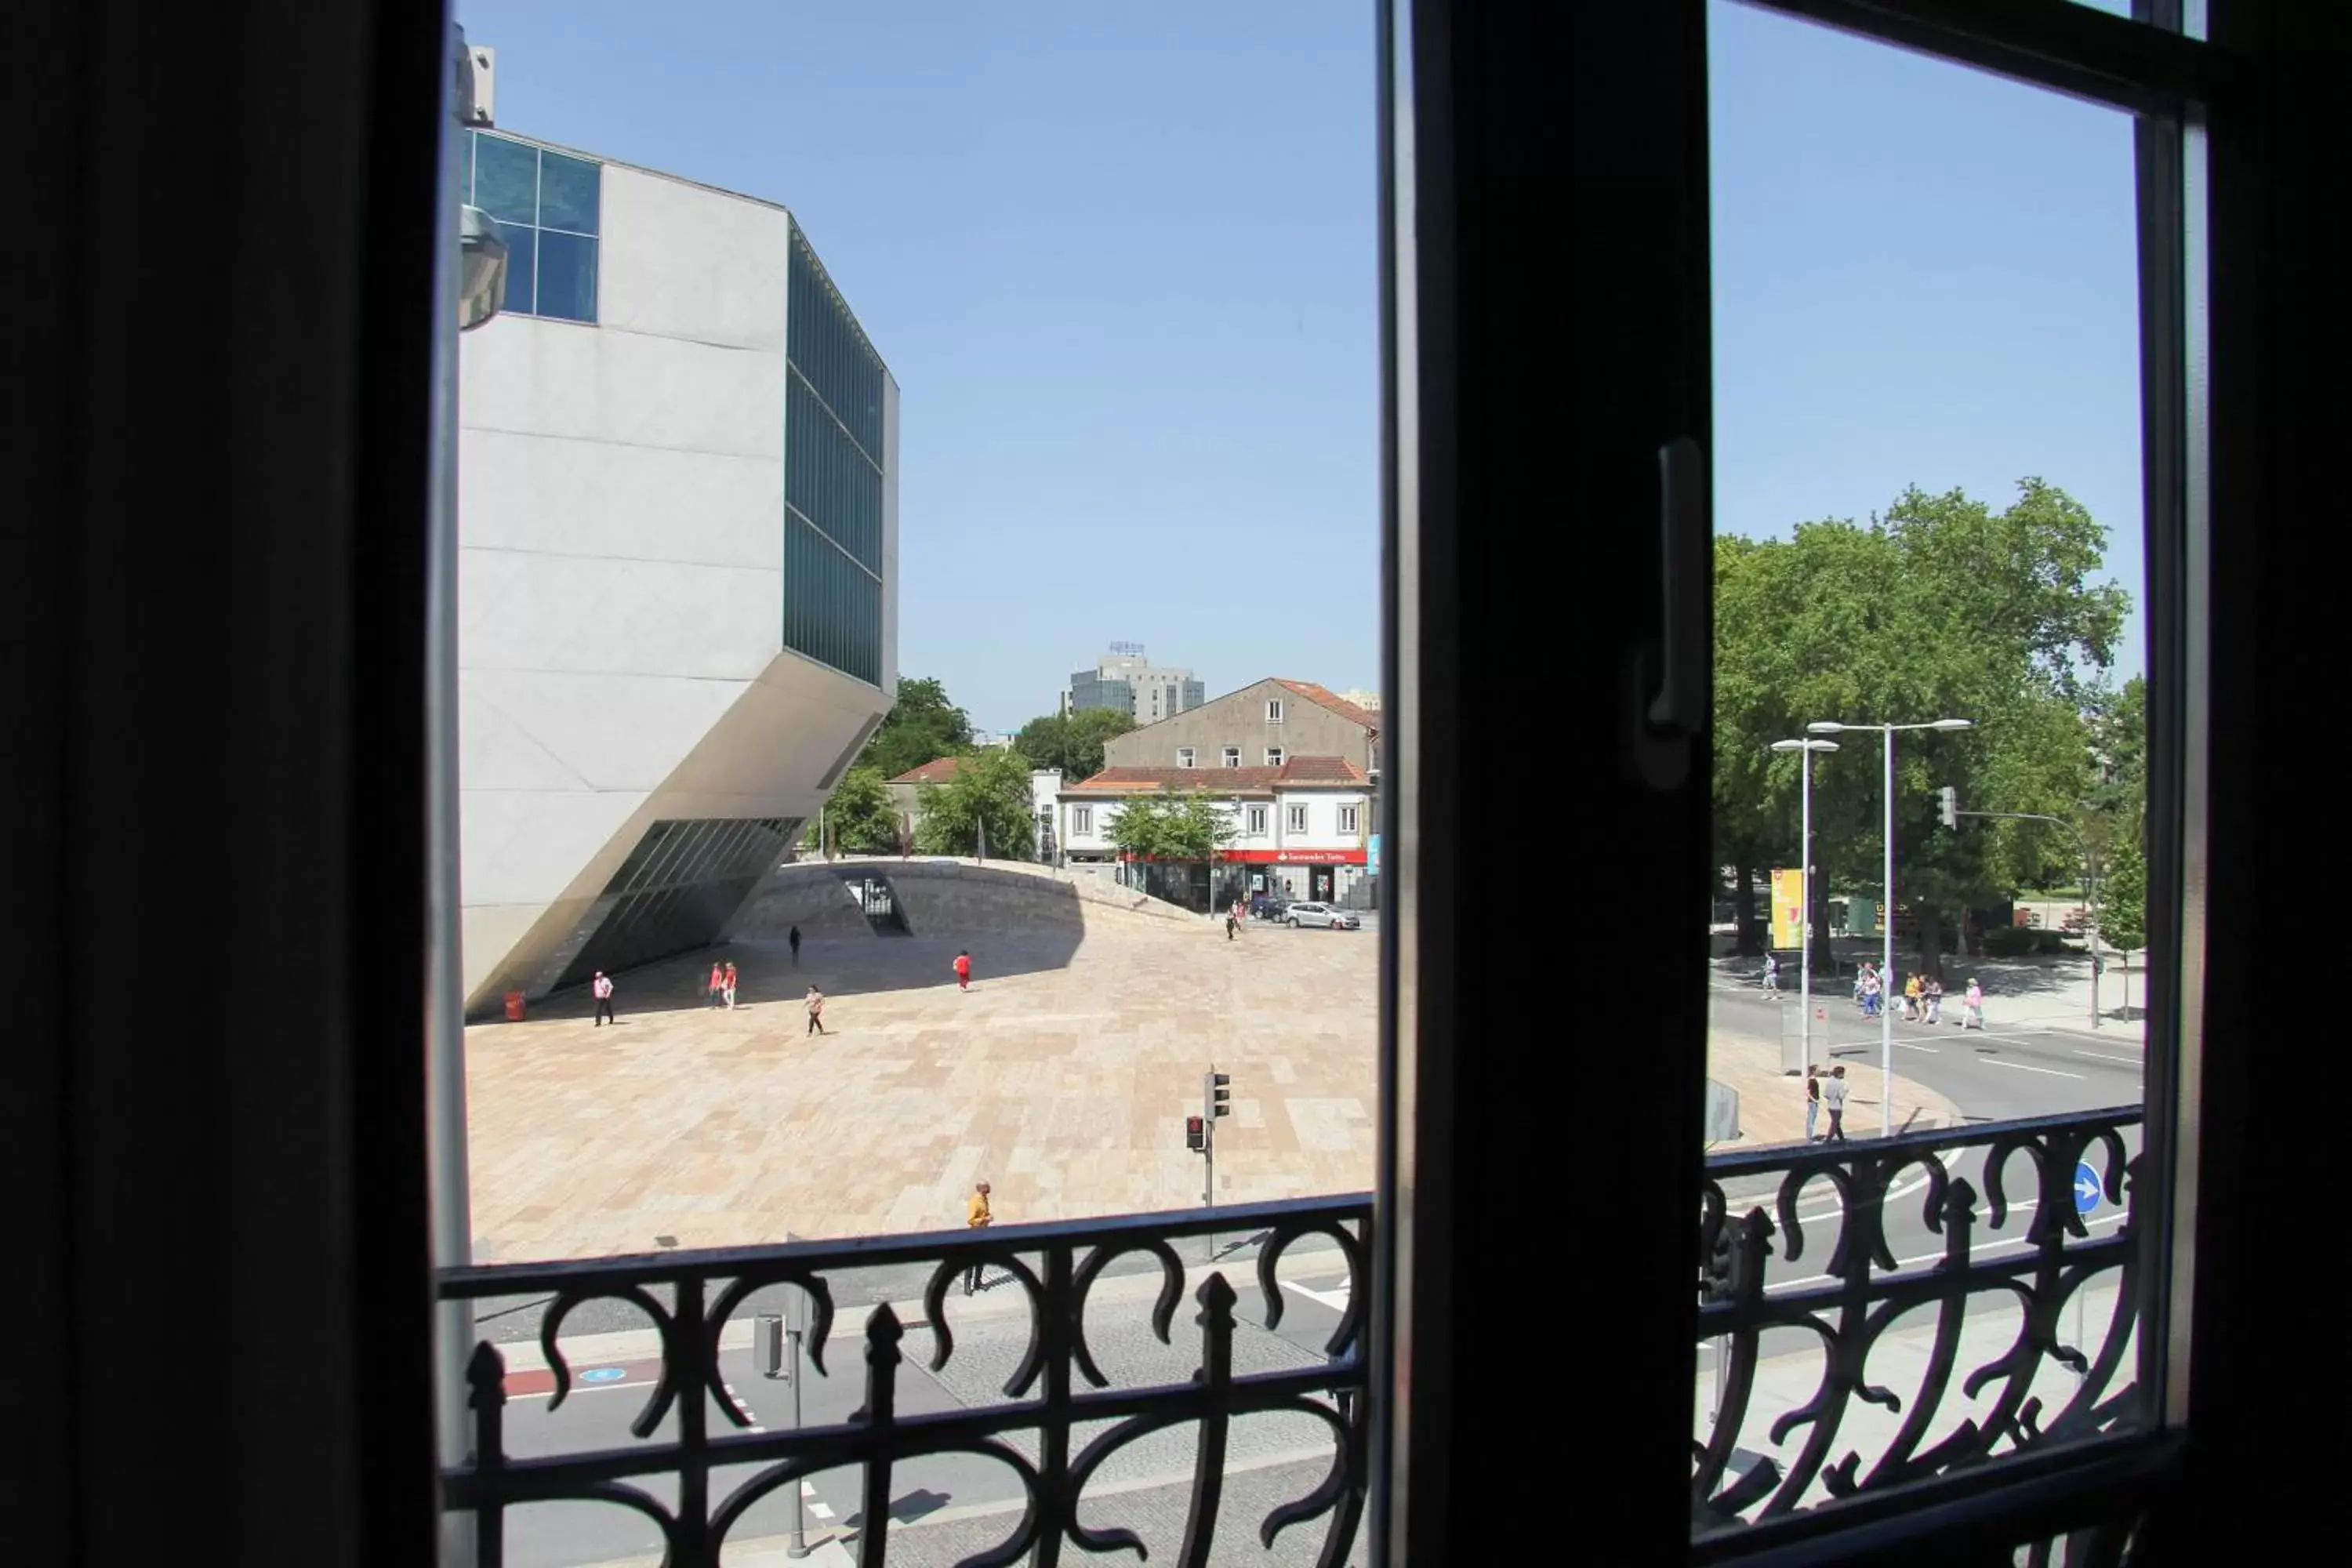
[456,122,897,1014]
[1062,642,1205,724]
[1102,679,1381,778]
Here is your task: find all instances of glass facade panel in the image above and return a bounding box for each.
[472,133,539,225]
[555,817,800,991]
[496,223,536,316]
[782,218,887,685]
[468,130,598,325]
[536,151,602,234]
[535,230,597,322]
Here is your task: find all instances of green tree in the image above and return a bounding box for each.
[1012,706,1137,782]
[861,676,975,779]
[1104,787,1237,862]
[1712,479,2128,978]
[802,765,903,855]
[913,746,1036,859]
[2097,829,2147,956]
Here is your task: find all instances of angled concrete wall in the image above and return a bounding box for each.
[731,858,1197,941]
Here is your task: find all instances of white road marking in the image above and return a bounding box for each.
[809,1503,837,1520]
[802,1483,818,1497]
[1282,1279,1352,1311]
[1766,1210,2127,1293]
[1969,1058,2086,1080]
[2074,1050,2141,1064]
[747,1425,766,1434]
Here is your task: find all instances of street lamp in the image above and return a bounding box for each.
[1806,716,1973,1136]
[1770,737,1840,1073]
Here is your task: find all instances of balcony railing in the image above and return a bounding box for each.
[437,1195,1373,1567]
[437,1108,2150,1563]
[1694,1105,2148,1549]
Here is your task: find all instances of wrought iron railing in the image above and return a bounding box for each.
[437,1109,2151,1563]
[1693,1106,2147,1544]
[438,1195,1370,1567]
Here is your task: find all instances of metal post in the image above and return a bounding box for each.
[1881,725,1896,1138]
[1799,744,1814,1069]
[786,1314,808,1556]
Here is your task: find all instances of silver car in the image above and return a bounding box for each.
[1284,902,1361,931]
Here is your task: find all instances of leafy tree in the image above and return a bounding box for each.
[2098,828,2147,956]
[861,676,975,779]
[802,766,903,855]
[913,746,1036,859]
[1012,707,1137,782]
[1712,480,2129,978]
[1105,787,1237,862]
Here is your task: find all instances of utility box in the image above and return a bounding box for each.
[754,1312,786,1379]
[1704,1079,1740,1143]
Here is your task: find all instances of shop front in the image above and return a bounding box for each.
[1217,848,1370,906]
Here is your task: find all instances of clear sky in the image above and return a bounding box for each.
[459,2,2144,729]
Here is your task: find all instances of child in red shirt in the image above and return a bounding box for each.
[954,950,972,992]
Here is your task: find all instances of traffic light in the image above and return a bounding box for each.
[1205,1071,1232,1119]
[1700,1226,1742,1304]
[1185,1115,1205,1152]
[1938,785,1960,830]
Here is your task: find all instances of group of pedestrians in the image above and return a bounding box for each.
[1850,961,1985,1029]
[582,930,970,1038]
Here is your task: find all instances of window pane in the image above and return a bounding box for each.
[537,151,601,234]
[1701,1,2156,1536]
[535,230,597,322]
[472,133,539,226]
[495,223,535,316]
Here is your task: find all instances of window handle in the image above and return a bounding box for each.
[1633,435,1705,789]
[1650,435,1707,734]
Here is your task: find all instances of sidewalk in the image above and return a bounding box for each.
[1706,1025,1962,1151]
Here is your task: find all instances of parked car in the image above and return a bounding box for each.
[1253,898,1291,922]
[1284,901,1361,931]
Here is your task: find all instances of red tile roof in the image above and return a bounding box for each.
[1274,681,1379,731]
[1066,767,1284,793]
[1277,755,1367,783]
[889,756,967,785]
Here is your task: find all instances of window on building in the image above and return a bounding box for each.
[1177,747,1196,768]
[468,132,601,323]
[1073,805,1092,835]
[1339,804,1360,834]
[1221,746,1241,767]
[1266,698,1285,723]
[1266,747,1284,767]
[1246,804,1268,836]
[1287,804,1308,833]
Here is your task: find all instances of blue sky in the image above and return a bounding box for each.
[460,1,2144,730]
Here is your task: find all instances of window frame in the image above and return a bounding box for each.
[1267,698,1286,723]
[1222,746,1242,767]
[1247,804,1269,836]
[1176,746,1196,768]
[1073,804,1092,836]
[1287,802,1309,834]
[1266,746,1284,768]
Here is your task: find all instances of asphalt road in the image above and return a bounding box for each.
[1709,974,2145,1124]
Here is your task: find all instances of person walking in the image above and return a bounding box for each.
[591,970,616,1027]
[1925,976,1944,1025]
[1963,977,1985,1030]
[1861,966,1882,1019]
[1804,1063,1821,1142]
[788,924,802,966]
[1821,1064,1849,1142]
[804,984,828,1036]
[1762,953,1780,996]
[1904,972,1923,1022]
[722,960,739,1010]
[954,949,973,992]
[964,1180,993,1294]
[707,960,725,1008]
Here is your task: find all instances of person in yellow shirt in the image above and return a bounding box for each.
[1904,972,1924,1022]
[964,1180,993,1295]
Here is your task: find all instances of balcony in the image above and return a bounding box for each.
[439,1109,2147,1564]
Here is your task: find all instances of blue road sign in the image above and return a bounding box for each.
[2073,1160,2102,1215]
[579,1366,627,1383]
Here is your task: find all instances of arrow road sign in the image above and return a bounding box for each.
[2073,1160,2102,1215]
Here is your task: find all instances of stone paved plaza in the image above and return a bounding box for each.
[464,911,1378,1264]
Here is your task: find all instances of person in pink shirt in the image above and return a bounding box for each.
[954,950,973,992]
[708,960,725,1008]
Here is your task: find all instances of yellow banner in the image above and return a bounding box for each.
[1769,868,1806,949]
